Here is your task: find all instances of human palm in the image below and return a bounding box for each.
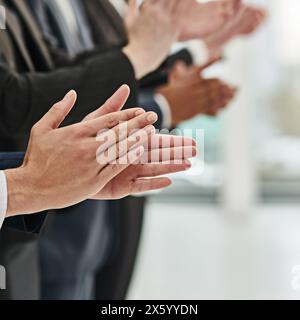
[178,0,241,41]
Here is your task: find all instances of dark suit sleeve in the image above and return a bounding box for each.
[139,49,193,88]
[0,152,47,234]
[0,49,137,141]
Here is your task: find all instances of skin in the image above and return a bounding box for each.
[157,62,237,126]
[122,0,244,78]
[177,0,242,41]
[123,0,191,79]
[5,86,197,217]
[93,134,198,200]
[203,5,267,57]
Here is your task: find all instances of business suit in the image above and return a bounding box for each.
[0,0,137,151]
[0,0,138,300]
[30,0,195,300]
[26,0,148,300]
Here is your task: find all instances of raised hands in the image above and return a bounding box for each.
[82,86,197,200]
[178,0,241,41]
[203,4,267,57]
[92,135,197,200]
[123,0,185,79]
[156,61,237,125]
[6,86,193,216]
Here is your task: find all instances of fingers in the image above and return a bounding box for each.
[128,0,138,12]
[205,85,236,116]
[130,177,172,194]
[235,6,266,36]
[135,161,192,178]
[140,146,197,164]
[202,85,237,116]
[96,125,155,165]
[36,90,77,131]
[196,78,237,98]
[98,144,145,182]
[97,133,197,165]
[147,134,196,150]
[82,109,155,137]
[220,0,241,18]
[199,55,223,71]
[99,111,158,145]
[165,0,181,14]
[83,85,130,122]
[185,79,236,117]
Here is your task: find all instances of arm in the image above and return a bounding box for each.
[0,86,197,232]
[0,50,137,141]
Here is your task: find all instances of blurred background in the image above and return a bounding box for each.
[128,0,300,300]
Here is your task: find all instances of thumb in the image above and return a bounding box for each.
[198,55,222,72]
[37,90,77,130]
[83,84,130,122]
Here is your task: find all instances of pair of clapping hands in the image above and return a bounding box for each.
[5,85,196,217]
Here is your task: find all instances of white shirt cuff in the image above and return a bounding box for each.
[154,94,172,129]
[185,40,210,66]
[0,171,8,230]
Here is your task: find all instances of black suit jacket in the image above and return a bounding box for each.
[0,0,137,151]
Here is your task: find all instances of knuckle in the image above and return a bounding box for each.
[68,126,81,138]
[107,114,119,128]
[51,102,62,112]
[30,123,40,135]
[78,124,91,137]
[77,143,89,158]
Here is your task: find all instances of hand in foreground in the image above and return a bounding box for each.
[5,87,158,217]
[92,135,197,200]
[82,86,198,200]
[156,62,237,126]
[178,0,241,41]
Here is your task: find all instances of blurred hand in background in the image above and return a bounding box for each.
[203,4,267,58]
[178,0,242,41]
[123,0,190,79]
[156,61,237,126]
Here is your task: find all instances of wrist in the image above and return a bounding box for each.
[123,44,148,80]
[4,167,40,217]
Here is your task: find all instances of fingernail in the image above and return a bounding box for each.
[63,90,75,101]
[135,109,145,116]
[147,112,158,123]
